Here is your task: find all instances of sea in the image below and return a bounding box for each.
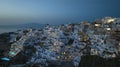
[0,23,45,34]
[0,27,17,34]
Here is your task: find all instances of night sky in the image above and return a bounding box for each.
[0,0,120,25]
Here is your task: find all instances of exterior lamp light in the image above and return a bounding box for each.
[8,51,16,57]
[107,19,115,23]
[62,52,66,55]
[106,28,111,31]
[95,24,100,27]
[57,56,60,59]
[119,42,120,46]
[1,57,10,61]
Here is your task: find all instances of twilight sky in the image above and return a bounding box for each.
[0,0,120,25]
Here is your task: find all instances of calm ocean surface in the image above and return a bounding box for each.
[0,28,17,34]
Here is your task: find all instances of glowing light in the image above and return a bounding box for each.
[106,28,111,31]
[119,42,120,46]
[78,38,81,41]
[9,51,15,55]
[57,56,60,59]
[69,56,72,58]
[95,24,100,27]
[107,19,115,23]
[62,52,66,55]
[8,51,16,57]
[1,57,10,61]
[112,54,116,58]
[84,39,86,41]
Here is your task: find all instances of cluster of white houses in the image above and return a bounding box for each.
[1,17,120,67]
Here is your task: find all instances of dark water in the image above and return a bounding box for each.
[0,25,18,33]
[0,23,44,33]
[0,28,17,33]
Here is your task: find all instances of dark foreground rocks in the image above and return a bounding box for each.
[78,55,120,67]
